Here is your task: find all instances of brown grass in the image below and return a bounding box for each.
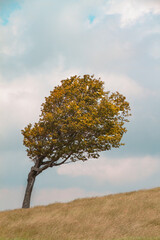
[1,187,160,240]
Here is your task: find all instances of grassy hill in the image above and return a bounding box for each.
[1,187,160,240]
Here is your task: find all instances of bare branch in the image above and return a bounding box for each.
[62,159,80,165]
[36,152,73,176]
[41,160,51,165]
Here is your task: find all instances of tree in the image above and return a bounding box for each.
[22,75,131,208]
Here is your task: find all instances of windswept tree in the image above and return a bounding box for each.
[22,75,131,208]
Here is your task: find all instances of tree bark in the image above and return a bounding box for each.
[22,155,70,208]
[22,168,37,208]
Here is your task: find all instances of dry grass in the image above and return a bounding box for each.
[1,187,160,240]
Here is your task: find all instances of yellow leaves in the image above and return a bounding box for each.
[38,127,44,135]
[21,75,131,162]
[52,139,57,144]
[45,112,53,120]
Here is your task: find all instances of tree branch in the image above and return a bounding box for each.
[62,159,80,165]
[36,152,72,176]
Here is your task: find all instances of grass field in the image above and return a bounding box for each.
[0,238,160,240]
[1,187,160,240]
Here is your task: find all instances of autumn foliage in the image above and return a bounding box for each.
[22,75,131,208]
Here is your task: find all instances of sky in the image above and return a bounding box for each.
[0,0,160,211]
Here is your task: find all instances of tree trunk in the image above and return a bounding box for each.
[22,169,37,208]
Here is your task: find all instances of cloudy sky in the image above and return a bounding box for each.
[0,0,160,211]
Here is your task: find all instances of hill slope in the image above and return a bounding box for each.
[1,187,160,240]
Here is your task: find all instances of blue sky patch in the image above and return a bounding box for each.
[0,0,21,25]
[88,15,96,23]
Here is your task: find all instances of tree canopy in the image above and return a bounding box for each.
[22,74,131,170]
[22,75,131,208]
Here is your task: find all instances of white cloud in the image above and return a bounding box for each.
[101,72,149,98]
[0,187,104,211]
[0,74,44,135]
[0,0,135,79]
[105,0,160,27]
[58,156,160,184]
[0,8,28,56]
[149,41,160,59]
[0,65,81,136]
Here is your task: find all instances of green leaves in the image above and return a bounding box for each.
[22,75,131,165]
